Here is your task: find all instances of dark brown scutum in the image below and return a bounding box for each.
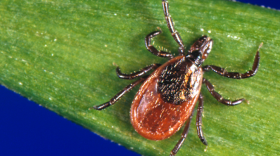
[158,58,192,105]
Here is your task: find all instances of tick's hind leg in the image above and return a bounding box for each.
[196,94,208,145]
[203,47,261,79]
[203,78,244,106]
[91,76,147,110]
[116,64,161,79]
[146,30,174,59]
[170,112,193,156]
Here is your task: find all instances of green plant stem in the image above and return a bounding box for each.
[0,0,279,155]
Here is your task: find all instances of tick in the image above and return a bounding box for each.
[92,0,261,155]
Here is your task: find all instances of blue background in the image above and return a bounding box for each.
[0,1,279,156]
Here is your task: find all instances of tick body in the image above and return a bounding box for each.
[131,56,203,140]
[92,0,261,155]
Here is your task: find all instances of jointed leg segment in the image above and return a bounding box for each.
[145,30,174,59]
[92,76,147,110]
[203,78,244,106]
[162,0,185,55]
[203,51,260,79]
[116,64,161,79]
[170,94,209,156]
[170,112,193,156]
[196,94,208,145]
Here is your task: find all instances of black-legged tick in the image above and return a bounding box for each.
[92,1,261,155]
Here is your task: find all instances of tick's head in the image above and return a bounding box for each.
[187,36,213,66]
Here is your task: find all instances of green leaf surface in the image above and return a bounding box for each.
[0,0,279,155]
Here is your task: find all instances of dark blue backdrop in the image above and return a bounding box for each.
[0,1,279,156]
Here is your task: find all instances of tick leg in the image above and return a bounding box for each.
[116,64,161,80]
[196,94,208,145]
[170,112,193,156]
[162,0,185,55]
[202,51,260,79]
[91,76,147,110]
[203,78,244,106]
[145,30,174,59]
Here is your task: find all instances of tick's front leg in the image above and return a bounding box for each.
[162,0,185,55]
[203,45,261,79]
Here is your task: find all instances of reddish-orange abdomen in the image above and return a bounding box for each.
[130,56,203,140]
